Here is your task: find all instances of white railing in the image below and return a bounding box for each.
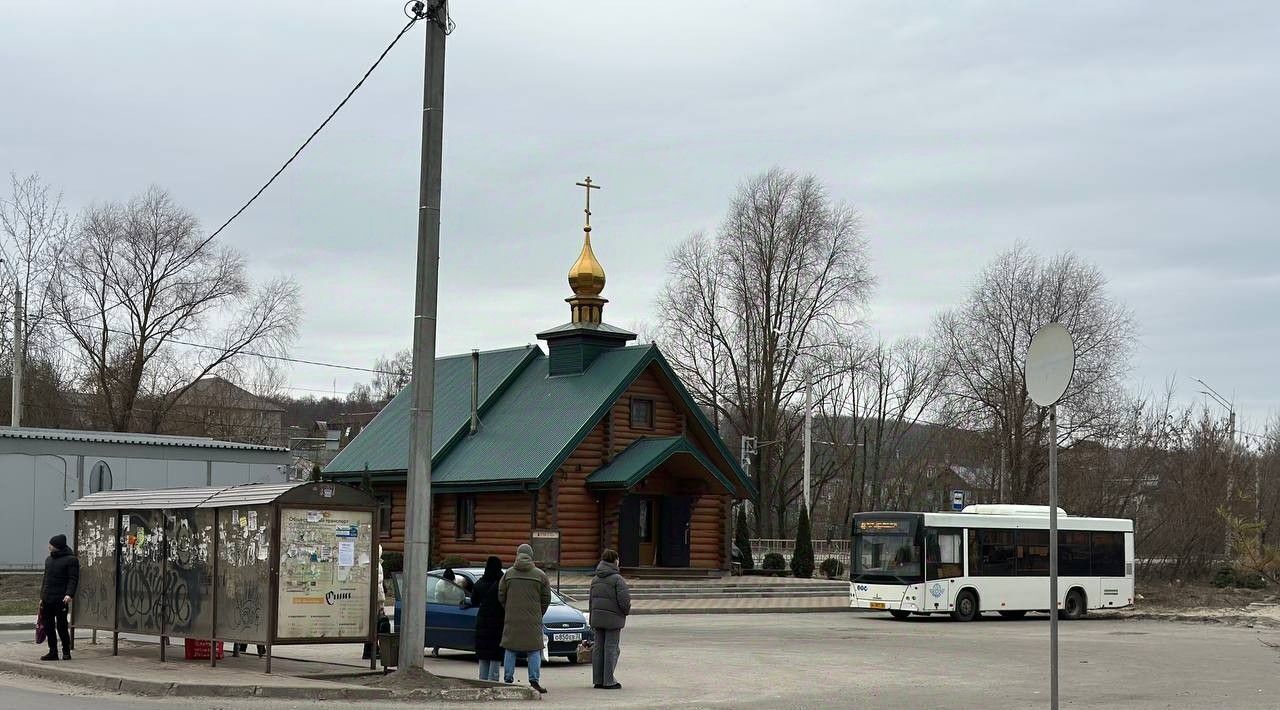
[748,539,850,567]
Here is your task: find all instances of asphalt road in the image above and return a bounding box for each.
[1,613,1278,709]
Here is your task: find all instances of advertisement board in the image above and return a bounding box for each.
[276,507,374,640]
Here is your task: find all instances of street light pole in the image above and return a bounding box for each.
[400,0,447,672]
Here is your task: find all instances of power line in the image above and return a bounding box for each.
[203,15,423,245]
[54,13,425,331]
[70,328,399,375]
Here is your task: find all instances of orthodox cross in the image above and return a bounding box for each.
[575,176,601,227]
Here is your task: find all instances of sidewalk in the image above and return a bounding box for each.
[0,638,535,701]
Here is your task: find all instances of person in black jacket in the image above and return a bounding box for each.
[40,534,79,661]
[471,555,505,681]
[588,549,631,690]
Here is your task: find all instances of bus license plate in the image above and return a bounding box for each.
[869,602,886,609]
[553,633,581,642]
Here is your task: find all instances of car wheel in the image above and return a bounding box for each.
[951,590,979,622]
[889,610,912,620]
[998,610,1028,619]
[564,654,579,665]
[1062,589,1087,620]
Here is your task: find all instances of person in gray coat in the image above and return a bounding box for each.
[588,548,631,690]
[499,543,551,694]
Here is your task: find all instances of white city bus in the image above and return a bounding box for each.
[850,505,1134,621]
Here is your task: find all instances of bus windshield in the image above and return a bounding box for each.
[852,516,922,584]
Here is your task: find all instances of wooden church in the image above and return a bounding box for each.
[325,182,753,572]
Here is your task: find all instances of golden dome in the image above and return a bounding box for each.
[567,227,606,296]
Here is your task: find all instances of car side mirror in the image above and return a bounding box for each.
[461,597,471,608]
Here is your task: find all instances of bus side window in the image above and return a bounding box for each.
[926,529,964,579]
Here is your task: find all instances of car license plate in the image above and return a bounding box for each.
[552,633,581,642]
[870,602,886,610]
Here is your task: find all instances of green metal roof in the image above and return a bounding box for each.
[431,344,654,487]
[323,345,539,475]
[585,435,737,493]
[326,339,755,498]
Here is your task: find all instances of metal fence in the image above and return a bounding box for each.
[749,539,850,567]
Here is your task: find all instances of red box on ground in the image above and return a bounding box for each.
[183,638,225,660]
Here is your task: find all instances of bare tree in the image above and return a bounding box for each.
[808,336,946,532]
[371,348,412,402]
[0,173,76,427]
[933,244,1136,504]
[53,186,300,433]
[655,168,874,536]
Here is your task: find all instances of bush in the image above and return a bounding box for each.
[762,552,786,571]
[381,551,404,575]
[790,508,815,579]
[439,555,470,570]
[819,557,846,580]
[1212,565,1269,590]
[734,505,755,570]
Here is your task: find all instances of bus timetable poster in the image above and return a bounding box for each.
[276,508,374,640]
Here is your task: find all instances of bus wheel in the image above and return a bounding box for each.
[1062,589,1087,620]
[889,610,912,620]
[951,591,978,622]
[998,610,1027,619]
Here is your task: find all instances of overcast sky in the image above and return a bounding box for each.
[2,1,1276,428]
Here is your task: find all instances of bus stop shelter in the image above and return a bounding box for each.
[67,481,378,672]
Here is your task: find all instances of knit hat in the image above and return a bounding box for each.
[49,534,67,550]
[516,543,534,558]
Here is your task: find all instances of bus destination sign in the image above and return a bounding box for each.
[856,519,909,534]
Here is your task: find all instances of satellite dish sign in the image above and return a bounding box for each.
[1025,323,1075,407]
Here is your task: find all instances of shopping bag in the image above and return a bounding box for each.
[35,613,46,645]
[575,640,594,664]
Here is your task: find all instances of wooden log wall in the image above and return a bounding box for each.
[432,491,533,565]
[611,368,684,445]
[375,484,407,554]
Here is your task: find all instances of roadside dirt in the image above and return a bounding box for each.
[1107,580,1280,628]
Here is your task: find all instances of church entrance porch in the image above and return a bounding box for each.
[588,435,738,571]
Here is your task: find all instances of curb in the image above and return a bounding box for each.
[0,622,29,632]
[0,657,394,700]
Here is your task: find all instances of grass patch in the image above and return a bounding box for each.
[0,599,39,616]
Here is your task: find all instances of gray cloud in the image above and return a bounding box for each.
[1,1,1275,423]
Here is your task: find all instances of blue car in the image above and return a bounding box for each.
[394,567,594,664]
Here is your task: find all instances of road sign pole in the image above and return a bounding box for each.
[1049,404,1059,710]
[1024,322,1074,710]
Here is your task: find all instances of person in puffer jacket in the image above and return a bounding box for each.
[588,548,631,690]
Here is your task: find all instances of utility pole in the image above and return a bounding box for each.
[1195,378,1238,558]
[399,0,447,672]
[10,286,21,428]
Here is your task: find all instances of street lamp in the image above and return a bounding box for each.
[1193,376,1254,538]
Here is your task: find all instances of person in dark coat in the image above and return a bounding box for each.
[39,534,79,661]
[499,543,551,694]
[588,548,631,690]
[470,555,505,681]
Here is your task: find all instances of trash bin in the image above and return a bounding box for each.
[378,633,399,670]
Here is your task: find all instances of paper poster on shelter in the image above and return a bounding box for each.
[248,511,258,531]
[338,541,355,567]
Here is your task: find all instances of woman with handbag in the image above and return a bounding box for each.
[470,555,505,681]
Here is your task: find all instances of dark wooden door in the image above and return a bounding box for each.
[618,496,642,567]
[659,496,695,567]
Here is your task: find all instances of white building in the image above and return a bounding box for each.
[0,427,289,569]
